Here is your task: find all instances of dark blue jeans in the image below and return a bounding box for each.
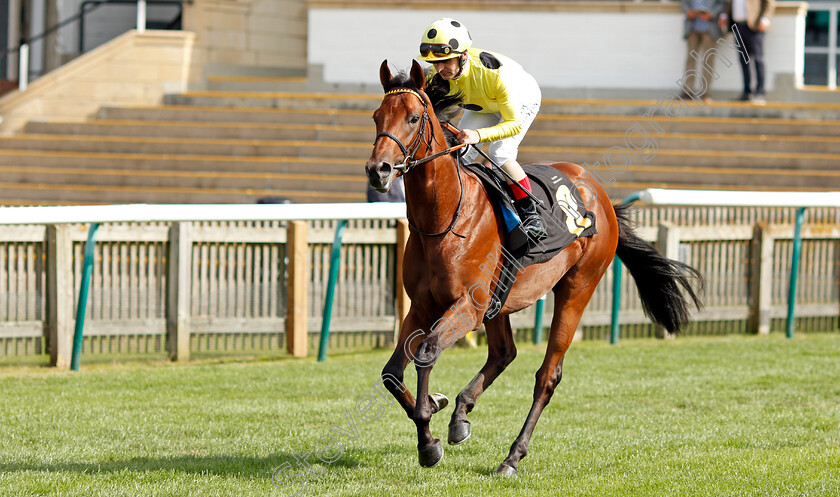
[735,22,765,96]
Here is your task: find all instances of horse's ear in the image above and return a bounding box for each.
[410,60,425,90]
[379,60,392,90]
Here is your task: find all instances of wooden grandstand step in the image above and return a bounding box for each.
[24,120,374,143]
[4,88,839,205]
[165,91,840,120]
[95,105,840,137]
[1,149,836,191]
[23,121,840,155]
[0,181,365,204]
[0,134,372,159]
[2,134,836,171]
[0,165,367,192]
[0,150,364,175]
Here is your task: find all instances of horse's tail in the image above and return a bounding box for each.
[613,203,704,333]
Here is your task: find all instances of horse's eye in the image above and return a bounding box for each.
[409,115,420,124]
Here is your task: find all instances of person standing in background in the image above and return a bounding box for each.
[719,0,775,104]
[682,0,725,101]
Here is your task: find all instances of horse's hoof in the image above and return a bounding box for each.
[418,440,444,468]
[494,463,518,477]
[430,393,449,413]
[448,421,471,445]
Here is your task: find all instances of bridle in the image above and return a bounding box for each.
[374,88,466,174]
[373,87,467,238]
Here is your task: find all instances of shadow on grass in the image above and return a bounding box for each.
[0,451,360,479]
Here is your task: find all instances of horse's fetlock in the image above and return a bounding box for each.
[455,392,476,412]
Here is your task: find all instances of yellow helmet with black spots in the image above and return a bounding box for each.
[419,18,472,62]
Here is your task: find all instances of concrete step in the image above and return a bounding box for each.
[1,149,837,194]
[24,121,374,143]
[96,106,840,137]
[0,150,364,175]
[0,181,364,205]
[24,121,840,155]
[520,131,838,154]
[165,91,840,120]
[603,164,840,190]
[164,91,383,111]
[205,75,382,94]
[0,164,366,193]
[96,105,374,126]
[516,145,840,171]
[533,114,840,137]
[2,135,837,171]
[0,135,372,160]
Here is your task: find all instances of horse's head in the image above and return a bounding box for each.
[365,60,430,193]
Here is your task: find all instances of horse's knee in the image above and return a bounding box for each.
[414,338,441,367]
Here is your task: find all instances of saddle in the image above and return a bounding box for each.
[463,162,598,321]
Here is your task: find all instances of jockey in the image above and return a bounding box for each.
[419,17,547,240]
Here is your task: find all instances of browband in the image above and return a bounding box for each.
[385,88,426,106]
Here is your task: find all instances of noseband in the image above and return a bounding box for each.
[373,87,466,238]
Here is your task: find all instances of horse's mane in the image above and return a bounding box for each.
[384,70,463,146]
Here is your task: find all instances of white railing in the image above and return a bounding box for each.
[0,203,406,225]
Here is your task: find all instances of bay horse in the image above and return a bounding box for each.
[365,60,703,476]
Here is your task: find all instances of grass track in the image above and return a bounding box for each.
[1,334,839,496]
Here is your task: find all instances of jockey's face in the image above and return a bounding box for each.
[432,57,461,80]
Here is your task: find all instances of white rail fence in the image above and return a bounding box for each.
[1,201,839,368]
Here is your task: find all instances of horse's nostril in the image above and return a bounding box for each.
[380,162,392,174]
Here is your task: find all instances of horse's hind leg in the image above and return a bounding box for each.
[448,315,517,445]
[495,264,605,476]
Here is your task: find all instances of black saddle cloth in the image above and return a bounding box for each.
[464,162,598,267]
[463,162,598,321]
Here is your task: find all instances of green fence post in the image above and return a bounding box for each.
[533,294,546,344]
[785,207,806,339]
[318,220,347,362]
[609,192,642,345]
[70,223,99,371]
[609,255,622,345]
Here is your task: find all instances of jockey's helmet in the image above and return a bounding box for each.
[419,18,472,62]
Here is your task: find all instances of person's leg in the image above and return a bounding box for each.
[488,97,545,240]
[751,29,766,97]
[684,31,702,94]
[698,32,716,99]
[735,22,752,98]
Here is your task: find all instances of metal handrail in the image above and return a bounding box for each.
[1,0,183,91]
[79,0,183,52]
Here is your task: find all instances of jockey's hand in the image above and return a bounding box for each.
[456,129,481,145]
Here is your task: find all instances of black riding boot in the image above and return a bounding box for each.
[514,196,548,241]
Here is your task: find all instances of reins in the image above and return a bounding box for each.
[374,87,467,238]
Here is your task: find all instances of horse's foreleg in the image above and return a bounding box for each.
[448,315,517,445]
[411,303,478,467]
[381,306,431,419]
[496,272,602,476]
